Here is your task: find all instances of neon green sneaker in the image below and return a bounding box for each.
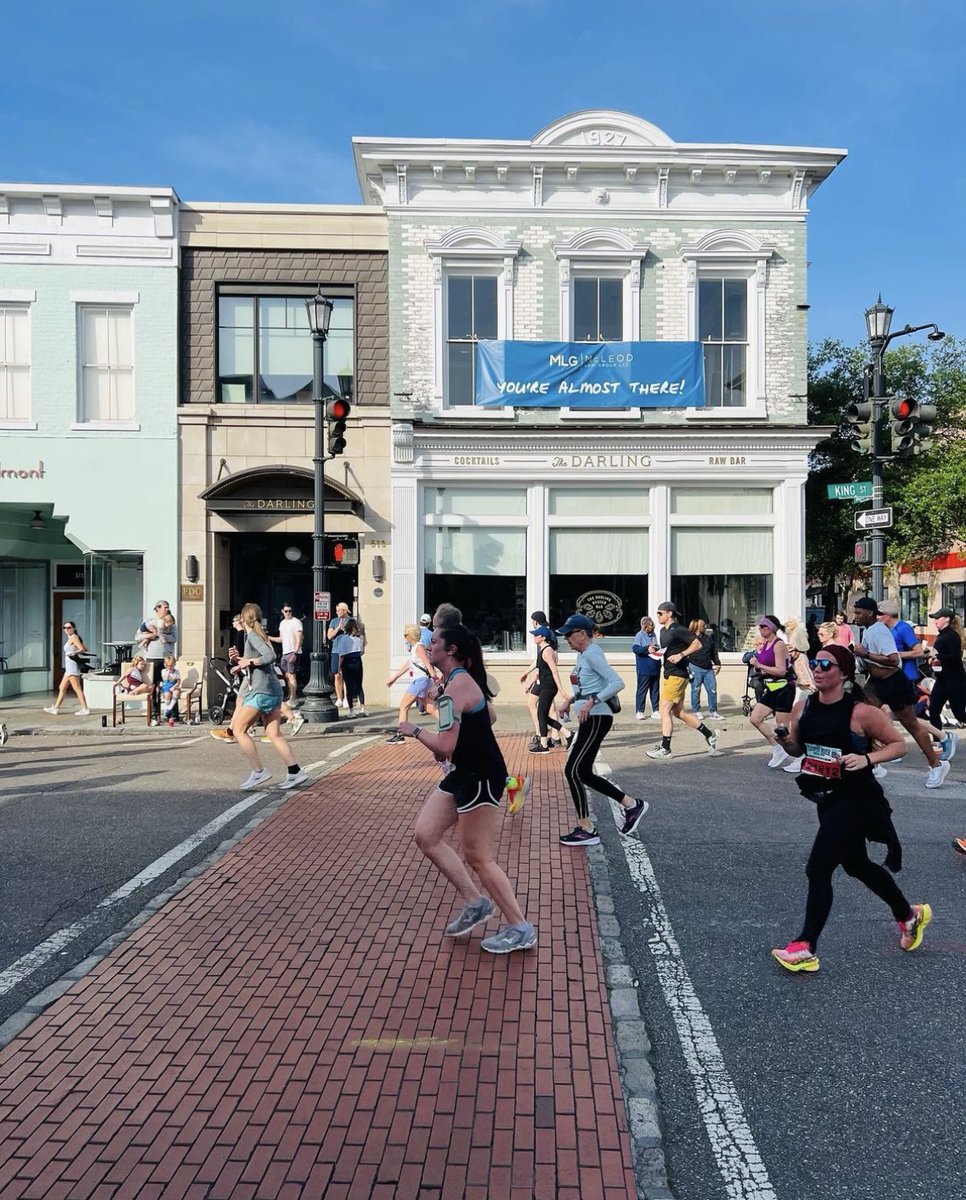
[771,941,820,973]
[898,903,932,952]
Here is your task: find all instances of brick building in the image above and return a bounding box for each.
[177,203,391,677]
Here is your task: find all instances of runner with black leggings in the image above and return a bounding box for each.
[770,644,931,973]
[527,624,571,753]
[554,613,647,846]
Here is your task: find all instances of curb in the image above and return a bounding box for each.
[587,842,675,1200]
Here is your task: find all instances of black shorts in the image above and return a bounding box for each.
[866,671,916,711]
[758,681,796,712]
[438,768,505,814]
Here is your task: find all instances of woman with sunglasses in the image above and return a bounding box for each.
[746,615,801,771]
[43,621,91,716]
[771,644,931,973]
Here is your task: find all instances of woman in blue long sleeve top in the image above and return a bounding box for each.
[632,616,661,719]
[555,613,648,846]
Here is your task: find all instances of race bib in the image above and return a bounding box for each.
[802,742,842,779]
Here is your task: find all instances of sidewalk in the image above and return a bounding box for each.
[0,735,640,1200]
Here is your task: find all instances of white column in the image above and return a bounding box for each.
[391,477,419,669]
[776,477,806,617]
[650,484,670,607]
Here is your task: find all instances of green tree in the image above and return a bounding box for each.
[806,336,966,607]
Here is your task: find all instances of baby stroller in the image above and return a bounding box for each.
[206,657,241,725]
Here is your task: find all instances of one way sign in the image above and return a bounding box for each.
[854,507,893,531]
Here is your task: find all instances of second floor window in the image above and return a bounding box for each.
[79,306,134,422]
[573,276,622,342]
[699,278,747,408]
[218,293,354,404]
[0,305,30,421]
[446,275,497,406]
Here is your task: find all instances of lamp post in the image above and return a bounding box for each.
[863,296,945,602]
[301,289,339,724]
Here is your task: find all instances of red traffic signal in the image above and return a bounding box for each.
[890,397,914,421]
[325,397,352,456]
[326,397,351,421]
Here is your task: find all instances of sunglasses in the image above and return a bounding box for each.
[282,609,292,613]
[809,659,838,672]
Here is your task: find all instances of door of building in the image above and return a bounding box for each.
[53,592,85,689]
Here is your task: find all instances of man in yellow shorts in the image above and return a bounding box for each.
[647,602,723,760]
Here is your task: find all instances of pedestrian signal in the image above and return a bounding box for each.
[855,539,873,565]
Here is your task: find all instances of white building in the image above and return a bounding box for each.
[353,110,845,696]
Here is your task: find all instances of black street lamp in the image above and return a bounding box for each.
[863,295,945,601]
[301,289,339,724]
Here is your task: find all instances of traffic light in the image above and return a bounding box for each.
[846,400,874,454]
[328,538,360,567]
[325,397,351,456]
[855,539,873,565]
[888,398,937,456]
[888,397,916,456]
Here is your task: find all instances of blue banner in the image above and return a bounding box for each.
[475,340,705,408]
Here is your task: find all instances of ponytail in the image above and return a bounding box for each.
[438,623,494,699]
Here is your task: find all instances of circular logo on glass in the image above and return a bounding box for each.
[577,589,623,629]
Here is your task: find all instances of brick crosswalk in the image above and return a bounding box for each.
[0,735,637,1199]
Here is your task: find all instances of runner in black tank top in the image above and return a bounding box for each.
[770,645,931,974]
[399,623,536,955]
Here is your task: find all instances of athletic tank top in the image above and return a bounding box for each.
[444,667,506,778]
[536,645,556,690]
[798,693,872,778]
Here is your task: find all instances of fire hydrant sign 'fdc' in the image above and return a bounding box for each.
[475,340,706,408]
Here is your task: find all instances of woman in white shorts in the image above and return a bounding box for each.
[386,623,437,744]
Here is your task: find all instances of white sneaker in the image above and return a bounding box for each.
[240,768,272,791]
[77,708,91,716]
[925,760,951,789]
[708,713,726,721]
[636,712,646,721]
[872,764,888,780]
[693,711,704,721]
[279,770,310,790]
[782,755,804,774]
[357,708,368,716]
[290,712,305,735]
[650,712,662,721]
[768,745,791,769]
[43,706,60,715]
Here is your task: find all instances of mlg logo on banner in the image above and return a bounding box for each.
[475,341,706,409]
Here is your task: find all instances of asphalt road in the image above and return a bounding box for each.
[0,722,383,1029]
[592,718,966,1200]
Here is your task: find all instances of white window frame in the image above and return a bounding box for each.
[553,229,649,421]
[75,301,137,428]
[681,231,774,419]
[0,291,35,429]
[426,229,521,418]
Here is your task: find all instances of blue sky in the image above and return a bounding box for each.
[5,0,964,346]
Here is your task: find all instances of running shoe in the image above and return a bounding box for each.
[952,837,966,857]
[708,712,726,721]
[528,735,541,750]
[210,728,235,742]
[872,764,888,780]
[693,711,704,721]
[706,731,723,757]
[771,941,820,973]
[767,745,791,769]
[386,733,406,744]
[650,712,662,720]
[239,768,272,791]
[635,712,646,721]
[444,897,496,937]
[559,826,600,846]
[925,761,951,789]
[481,923,537,954]
[0,723,7,746]
[898,903,932,952]
[782,756,804,774]
[42,707,60,715]
[278,770,310,790]
[620,798,649,836]
[506,775,531,815]
[941,730,958,762]
[76,708,91,717]
[529,743,550,754]
[357,708,368,716]
[646,746,672,759]
[290,711,306,736]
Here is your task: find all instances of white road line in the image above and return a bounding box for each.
[615,814,777,1200]
[327,735,380,758]
[0,789,275,997]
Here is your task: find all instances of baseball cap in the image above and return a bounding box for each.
[529,624,552,639]
[853,597,878,613]
[877,600,899,616]
[555,613,594,636]
[929,607,955,619]
[419,613,432,625]
[656,601,680,616]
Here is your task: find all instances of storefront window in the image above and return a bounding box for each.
[942,582,966,616]
[550,528,648,646]
[670,486,771,515]
[671,527,772,651]
[900,585,929,627]
[0,561,48,670]
[424,526,525,650]
[218,293,353,404]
